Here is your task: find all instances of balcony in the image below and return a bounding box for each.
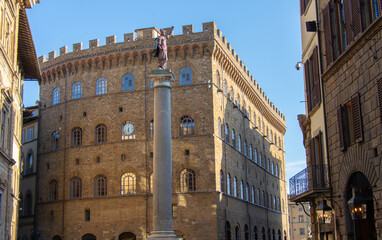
[289,164,330,202]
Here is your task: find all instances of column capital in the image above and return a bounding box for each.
[149,69,175,88]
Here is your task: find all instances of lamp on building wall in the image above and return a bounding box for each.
[316,200,332,224]
[295,61,303,70]
[347,187,367,221]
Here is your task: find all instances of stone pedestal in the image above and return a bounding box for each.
[147,69,178,240]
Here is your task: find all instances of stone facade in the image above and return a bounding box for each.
[0,1,39,240]
[295,0,382,239]
[19,105,39,240]
[288,201,311,240]
[36,22,288,240]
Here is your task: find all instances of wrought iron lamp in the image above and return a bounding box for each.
[316,200,332,224]
[347,187,367,220]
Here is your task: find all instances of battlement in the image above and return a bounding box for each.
[38,21,285,123]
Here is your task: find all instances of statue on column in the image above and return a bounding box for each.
[154,26,174,69]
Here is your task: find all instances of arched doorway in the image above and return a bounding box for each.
[345,171,376,240]
[235,225,240,240]
[52,235,62,240]
[244,224,249,240]
[82,233,96,240]
[119,232,136,240]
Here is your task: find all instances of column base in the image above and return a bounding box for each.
[147,231,179,240]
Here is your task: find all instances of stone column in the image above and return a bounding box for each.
[147,69,177,240]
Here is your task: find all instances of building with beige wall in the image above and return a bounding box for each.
[36,22,288,240]
[292,0,382,239]
[0,1,39,240]
[19,105,38,240]
[288,200,311,240]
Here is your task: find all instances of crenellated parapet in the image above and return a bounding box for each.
[38,21,285,131]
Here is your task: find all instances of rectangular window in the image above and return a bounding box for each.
[337,93,363,151]
[27,127,34,141]
[300,228,305,235]
[300,0,311,15]
[299,215,304,222]
[22,129,26,143]
[85,209,90,221]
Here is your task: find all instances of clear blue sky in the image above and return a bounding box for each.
[24,0,306,189]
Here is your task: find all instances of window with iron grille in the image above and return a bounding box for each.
[179,67,192,85]
[52,88,60,105]
[94,175,107,197]
[121,173,136,195]
[95,124,107,144]
[96,78,107,95]
[180,169,195,192]
[180,116,194,136]
[71,127,82,147]
[70,177,82,199]
[72,82,82,99]
[122,74,134,91]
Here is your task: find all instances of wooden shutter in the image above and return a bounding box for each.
[343,0,354,46]
[337,105,346,151]
[352,0,362,38]
[312,47,321,108]
[352,93,363,143]
[300,0,305,15]
[323,3,334,67]
[304,61,312,112]
[378,79,382,125]
[309,138,315,166]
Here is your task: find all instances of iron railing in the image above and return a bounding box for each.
[289,164,330,198]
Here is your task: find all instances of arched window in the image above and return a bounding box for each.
[25,190,33,216]
[19,193,24,216]
[82,234,96,240]
[233,177,237,197]
[95,124,107,144]
[236,94,240,109]
[223,79,227,95]
[225,124,230,143]
[71,127,82,146]
[230,87,234,102]
[180,116,194,136]
[276,164,279,177]
[220,170,224,192]
[245,183,249,201]
[248,107,251,121]
[253,112,257,126]
[122,74,134,91]
[266,126,269,138]
[225,221,231,240]
[227,173,231,195]
[149,173,153,193]
[231,129,236,148]
[238,135,242,152]
[20,154,24,175]
[26,151,33,174]
[262,228,266,240]
[215,71,221,88]
[251,186,255,203]
[244,139,247,156]
[149,120,154,139]
[217,118,222,138]
[271,162,275,175]
[235,225,240,240]
[72,82,82,99]
[121,121,135,140]
[52,88,60,105]
[259,152,262,166]
[240,180,244,199]
[249,144,253,160]
[51,131,59,150]
[270,130,273,142]
[70,177,82,199]
[96,77,107,95]
[262,191,265,206]
[180,169,195,192]
[244,225,249,240]
[49,180,58,201]
[121,173,136,195]
[94,175,107,197]
[254,148,258,163]
[179,67,192,85]
[257,189,260,204]
[254,226,258,240]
